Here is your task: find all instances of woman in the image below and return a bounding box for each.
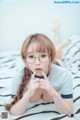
[5,24,73,115]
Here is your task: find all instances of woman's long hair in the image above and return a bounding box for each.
[5,33,56,111]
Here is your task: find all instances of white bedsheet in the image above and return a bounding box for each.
[0,35,80,120]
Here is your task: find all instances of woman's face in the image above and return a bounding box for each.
[26,44,50,76]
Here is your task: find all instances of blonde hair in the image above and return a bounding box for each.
[5,33,56,111]
[21,33,56,63]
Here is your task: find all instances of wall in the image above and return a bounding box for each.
[0,0,80,51]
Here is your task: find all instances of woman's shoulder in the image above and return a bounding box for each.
[49,64,71,79]
[11,66,25,95]
[52,64,68,73]
[12,66,25,84]
[48,64,72,89]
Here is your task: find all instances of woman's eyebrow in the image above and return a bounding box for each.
[27,52,47,55]
[27,52,36,54]
[28,52,45,54]
[27,52,34,54]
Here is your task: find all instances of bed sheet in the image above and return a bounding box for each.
[0,35,80,120]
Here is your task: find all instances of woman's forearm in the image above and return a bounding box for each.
[10,91,31,115]
[51,90,73,114]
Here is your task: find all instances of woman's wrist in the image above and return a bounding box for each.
[50,87,58,97]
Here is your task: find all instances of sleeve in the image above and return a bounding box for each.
[60,72,73,99]
[11,68,23,96]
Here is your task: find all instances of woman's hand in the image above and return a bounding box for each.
[27,72,40,97]
[40,71,55,96]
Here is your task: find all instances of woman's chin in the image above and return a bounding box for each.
[36,73,41,76]
[36,72,42,76]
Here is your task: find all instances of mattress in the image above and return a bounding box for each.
[0,35,80,120]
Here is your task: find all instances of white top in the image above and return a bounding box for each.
[11,64,73,98]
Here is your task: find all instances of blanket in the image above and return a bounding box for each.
[0,35,80,120]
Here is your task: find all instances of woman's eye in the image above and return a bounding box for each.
[41,55,46,57]
[28,55,34,58]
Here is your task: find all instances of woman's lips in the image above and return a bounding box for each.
[35,68,42,73]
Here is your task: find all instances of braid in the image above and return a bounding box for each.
[5,67,31,111]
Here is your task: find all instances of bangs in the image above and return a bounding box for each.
[30,37,51,55]
[21,33,56,62]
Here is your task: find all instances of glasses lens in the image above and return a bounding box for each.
[27,55,35,63]
[26,53,49,63]
[39,53,49,62]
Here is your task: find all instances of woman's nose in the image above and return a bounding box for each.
[35,57,40,64]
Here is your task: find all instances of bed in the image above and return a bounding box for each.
[0,35,80,120]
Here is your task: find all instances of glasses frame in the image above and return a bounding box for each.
[26,53,50,64]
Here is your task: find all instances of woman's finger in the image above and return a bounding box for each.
[31,72,36,80]
[41,71,48,80]
[40,85,47,90]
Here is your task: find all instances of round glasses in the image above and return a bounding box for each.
[26,53,50,64]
